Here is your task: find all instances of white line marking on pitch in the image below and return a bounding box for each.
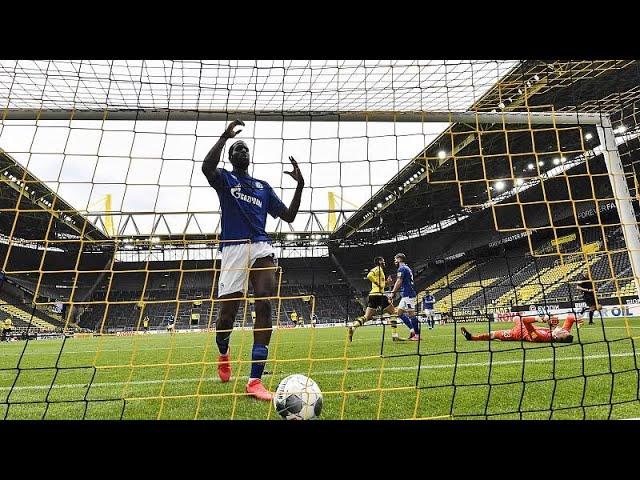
[0,324,636,357]
[1,350,638,393]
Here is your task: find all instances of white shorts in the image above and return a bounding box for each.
[218,242,278,297]
[398,296,417,311]
[423,308,434,316]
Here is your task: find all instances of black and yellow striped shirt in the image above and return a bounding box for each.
[367,266,386,295]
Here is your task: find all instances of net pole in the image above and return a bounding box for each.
[597,117,640,300]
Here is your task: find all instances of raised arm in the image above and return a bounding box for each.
[517,315,538,325]
[521,315,552,325]
[279,156,305,223]
[201,120,244,186]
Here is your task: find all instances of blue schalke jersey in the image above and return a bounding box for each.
[211,169,287,249]
[423,295,435,309]
[397,264,417,298]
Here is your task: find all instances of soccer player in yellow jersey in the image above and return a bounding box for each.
[348,256,401,342]
[291,311,299,327]
[439,299,450,325]
[1,316,13,342]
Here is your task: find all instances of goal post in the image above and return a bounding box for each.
[1,105,636,303]
[2,105,637,308]
[1,108,605,124]
[597,117,640,301]
[2,59,640,419]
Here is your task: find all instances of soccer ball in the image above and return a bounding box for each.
[273,374,323,420]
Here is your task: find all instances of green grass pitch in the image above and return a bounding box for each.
[1,317,640,420]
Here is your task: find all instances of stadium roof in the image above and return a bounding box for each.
[331,60,640,245]
[0,149,107,243]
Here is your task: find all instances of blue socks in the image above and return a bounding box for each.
[217,335,270,382]
[250,343,269,380]
[411,315,420,335]
[398,313,420,336]
[216,332,230,356]
[399,313,414,332]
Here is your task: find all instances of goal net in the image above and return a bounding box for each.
[0,60,639,419]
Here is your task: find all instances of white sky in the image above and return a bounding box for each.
[0,60,518,236]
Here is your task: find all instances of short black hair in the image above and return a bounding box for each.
[374,256,384,265]
[228,140,247,158]
[558,334,574,343]
[395,253,406,262]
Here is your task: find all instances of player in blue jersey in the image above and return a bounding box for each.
[166,314,176,335]
[389,253,421,341]
[422,290,436,329]
[201,119,304,401]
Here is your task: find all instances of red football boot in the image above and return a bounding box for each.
[245,379,273,401]
[217,349,231,383]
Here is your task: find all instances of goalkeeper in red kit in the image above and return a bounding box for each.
[461,313,582,343]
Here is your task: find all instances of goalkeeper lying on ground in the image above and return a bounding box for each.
[461,313,582,343]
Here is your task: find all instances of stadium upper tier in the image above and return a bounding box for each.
[332,60,640,245]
